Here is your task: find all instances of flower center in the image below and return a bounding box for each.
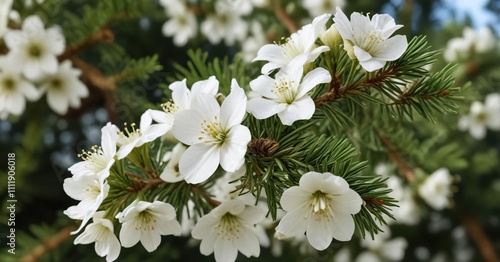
[272,78,296,104]
[161,100,179,114]
[362,30,384,54]
[28,44,43,58]
[84,180,103,199]
[117,123,142,146]
[475,111,488,123]
[50,78,64,90]
[1,77,16,92]
[199,116,226,144]
[281,37,303,60]
[308,191,334,219]
[135,211,157,231]
[78,145,108,173]
[216,213,241,241]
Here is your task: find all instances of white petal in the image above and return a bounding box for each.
[47,89,69,115]
[220,82,247,129]
[306,216,333,250]
[119,223,140,247]
[470,124,486,139]
[359,58,386,72]
[192,76,219,96]
[331,189,362,215]
[298,172,325,192]
[249,75,277,99]
[140,229,161,252]
[275,205,309,237]
[253,44,287,64]
[373,35,408,61]
[169,79,191,109]
[192,215,217,239]
[353,45,373,62]
[238,205,266,225]
[220,125,250,172]
[172,109,206,145]
[40,54,58,74]
[199,232,218,255]
[320,174,349,195]
[234,226,260,258]
[280,187,309,211]
[105,234,121,262]
[247,98,286,119]
[18,81,40,101]
[214,238,238,262]
[179,143,220,184]
[333,7,354,41]
[297,67,331,98]
[329,213,355,241]
[277,96,316,125]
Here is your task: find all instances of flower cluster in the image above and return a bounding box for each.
[0,15,88,119]
[63,9,414,262]
[459,93,500,140]
[444,27,496,62]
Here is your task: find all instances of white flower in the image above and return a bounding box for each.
[458,93,500,140]
[117,200,181,252]
[201,1,248,45]
[275,171,362,250]
[302,0,345,17]
[172,80,251,184]
[418,168,453,210]
[333,7,408,72]
[357,225,407,262]
[254,14,330,74]
[4,15,65,80]
[63,174,110,234]
[74,211,121,262]
[0,61,39,117]
[386,175,421,225]
[160,142,187,183]
[39,60,88,115]
[444,27,495,62]
[68,123,119,180]
[0,0,13,38]
[139,77,220,143]
[162,5,197,46]
[24,0,45,7]
[247,56,331,125]
[240,21,267,62]
[191,198,266,262]
[209,165,246,202]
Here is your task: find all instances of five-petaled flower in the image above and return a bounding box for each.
[333,7,408,72]
[172,79,251,184]
[275,171,362,250]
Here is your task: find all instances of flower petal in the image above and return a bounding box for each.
[329,213,355,241]
[179,143,220,184]
[277,96,315,125]
[280,186,309,211]
[275,205,308,238]
[247,98,286,120]
[306,215,333,250]
[297,67,331,98]
[214,238,238,262]
[373,35,408,61]
[249,74,277,99]
[192,76,219,96]
[220,125,250,172]
[331,189,362,215]
[220,81,247,129]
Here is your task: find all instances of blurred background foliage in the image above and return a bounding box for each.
[1,0,500,261]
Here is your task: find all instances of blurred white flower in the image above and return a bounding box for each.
[74,211,121,262]
[4,15,65,80]
[418,168,453,210]
[39,60,88,115]
[160,142,187,183]
[387,175,421,225]
[275,171,362,250]
[209,164,246,202]
[24,0,45,7]
[0,60,39,117]
[69,123,119,180]
[333,7,408,72]
[201,1,248,45]
[162,5,197,46]
[0,0,12,38]
[302,0,345,17]
[191,198,266,262]
[357,225,407,262]
[172,80,250,184]
[444,27,495,62]
[458,93,500,140]
[254,14,330,74]
[117,200,181,252]
[63,174,110,234]
[247,56,331,125]
[240,21,267,62]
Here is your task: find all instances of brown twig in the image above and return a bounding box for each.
[191,185,221,206]
[19,226,75,262]
[377,132,415,182]
[273,0,298,33]
[460,212,499,262]
[58,29,114,62]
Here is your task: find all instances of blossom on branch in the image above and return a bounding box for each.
[74,211,121,262]
[275,171,362,250]
[0,60,39,118]
[458,93,500,140]
[333,7,408,72]
[117,200,181,252]
[191,198,266,262]
[172,79,251,184]
[418,168,453,211]
[247,56,331,125]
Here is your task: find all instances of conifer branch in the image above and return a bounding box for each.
[19,226,75,262]
[377,131,416,182]
[191,185,221,206]
[58,29,115,61]
[460,212,499,262]
[273,0,298,33]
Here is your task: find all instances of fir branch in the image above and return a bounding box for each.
[191,185,221,206]
[272,0,298,33]
[377,130,415,182]
[460,212,499,262]
[58,29,114,61]
[19,226,75,262]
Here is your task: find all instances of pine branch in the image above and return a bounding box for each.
[272,0,298,33]
[58,29,114,61]
[191,185,221,207]
[377,131,416,182]
[460,212,499,262]
[19,226,75,262]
